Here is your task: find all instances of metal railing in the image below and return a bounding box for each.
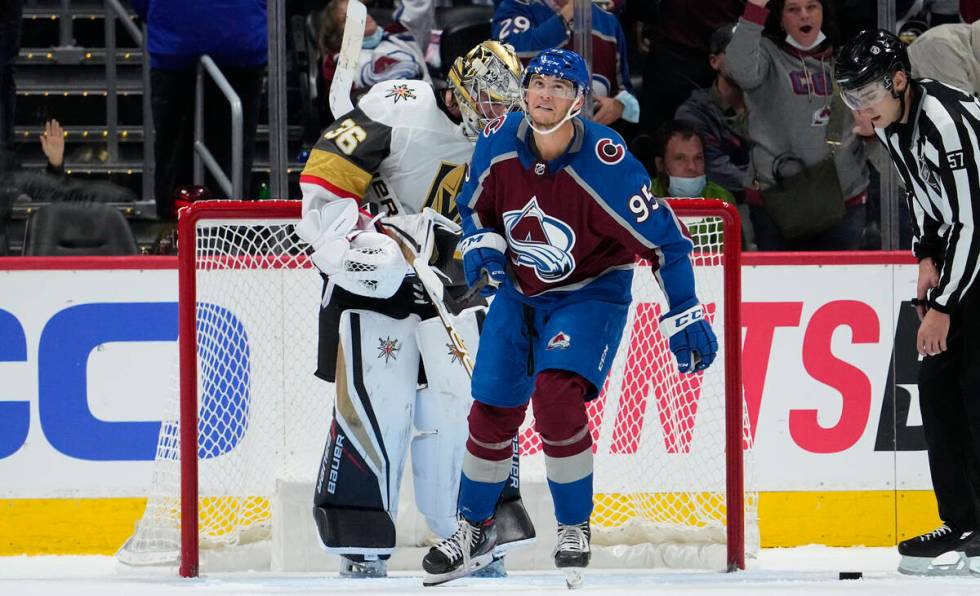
[193,56,243,200]
[104,0,154,202]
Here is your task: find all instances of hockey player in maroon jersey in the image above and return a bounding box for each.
[421,48,717,588]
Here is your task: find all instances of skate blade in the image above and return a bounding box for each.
[969,555,980,577]
[563,568,584,589]
[422,552,494,587]
[898,553,970,576]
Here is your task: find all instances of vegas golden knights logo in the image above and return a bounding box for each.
[423,162,467,222]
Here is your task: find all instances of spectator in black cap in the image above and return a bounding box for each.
[675,23,752,209]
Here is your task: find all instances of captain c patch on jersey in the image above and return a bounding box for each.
[502,197,576,283]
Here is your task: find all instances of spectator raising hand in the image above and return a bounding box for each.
[39,119,64,170]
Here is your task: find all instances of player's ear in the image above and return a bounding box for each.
[893,70,908,94]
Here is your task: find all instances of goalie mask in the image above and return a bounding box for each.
[448,41,524,140]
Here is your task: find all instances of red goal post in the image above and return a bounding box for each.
[122,198,748,577]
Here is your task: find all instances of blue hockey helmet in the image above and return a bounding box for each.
[522,48,590,96]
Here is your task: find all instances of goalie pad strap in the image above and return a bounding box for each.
[659,303,706,337]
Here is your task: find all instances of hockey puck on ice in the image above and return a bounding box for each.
[838,571,863,580]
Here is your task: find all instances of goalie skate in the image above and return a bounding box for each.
[965,534,980,576]
[897,525,975,576]
[339,555,386,578]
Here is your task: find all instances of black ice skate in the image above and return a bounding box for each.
[422,516,497,587]
[898,524,975,575]
[338,554,387,578]
[554,520,591,589]
[964,532,980,577]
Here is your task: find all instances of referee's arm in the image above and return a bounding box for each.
[908,190,945,263]
[925,113,980,313]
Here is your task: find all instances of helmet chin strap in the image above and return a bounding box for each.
[525,93,584,135]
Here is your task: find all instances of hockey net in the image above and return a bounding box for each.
[116,199,756,576]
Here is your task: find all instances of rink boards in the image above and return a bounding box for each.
[0,252,942,553]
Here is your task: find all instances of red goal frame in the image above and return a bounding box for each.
[175,198,744,577]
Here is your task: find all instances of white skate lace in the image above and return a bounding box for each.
[920,524,952,541]
[554,523,589,555]
[435,520,478,566]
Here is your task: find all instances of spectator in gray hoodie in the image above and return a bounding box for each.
[675,23,751,205]
[727,0,870,250]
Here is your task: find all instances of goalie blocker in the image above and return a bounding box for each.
[313,284,534,557]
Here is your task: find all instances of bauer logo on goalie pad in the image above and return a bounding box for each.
[377,336,401,363]
[547,331,571,350]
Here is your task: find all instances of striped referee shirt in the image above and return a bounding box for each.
[875,79,980,313]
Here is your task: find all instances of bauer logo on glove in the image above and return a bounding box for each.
[659,303,718,374]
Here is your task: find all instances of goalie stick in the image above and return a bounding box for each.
[380,209,481,378]
[328,0,367,118]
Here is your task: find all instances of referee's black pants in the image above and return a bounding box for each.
[918,287,980,531]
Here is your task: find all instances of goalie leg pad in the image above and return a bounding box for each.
[313,309,420,556]
[412,306,483,538]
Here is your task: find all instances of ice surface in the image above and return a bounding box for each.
[1,546,978,595]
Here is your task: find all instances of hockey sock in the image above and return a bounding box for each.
[532,370,594,525]
[459,401,527,522]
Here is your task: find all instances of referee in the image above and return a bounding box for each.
[836,30,980,576]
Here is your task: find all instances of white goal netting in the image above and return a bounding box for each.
[116,200,756,574]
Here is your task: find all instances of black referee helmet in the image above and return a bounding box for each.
[834,29,911,92]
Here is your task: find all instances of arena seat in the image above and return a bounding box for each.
[24,202,138,256]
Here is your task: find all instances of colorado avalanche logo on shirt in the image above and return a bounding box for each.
[503,197,576,282]
[595,138,625,165]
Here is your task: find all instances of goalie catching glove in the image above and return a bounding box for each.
[295,199,407,299]
[659,303,718,374]
[459,230,508,297]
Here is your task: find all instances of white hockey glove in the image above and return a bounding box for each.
[296,199,406,298]
[659,303,718,374]
[459,230,507,297]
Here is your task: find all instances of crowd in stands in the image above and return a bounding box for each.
[0,0,979,255]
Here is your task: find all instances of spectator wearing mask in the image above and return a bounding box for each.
[651,119,742,247]
[319,0,430,121]
[651,119,735,204]
[727,0,870,250]
[492,0,638,126]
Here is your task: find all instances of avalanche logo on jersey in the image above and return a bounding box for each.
[502,197,576,282]
[546,331,571,350]
[360,49,424,87]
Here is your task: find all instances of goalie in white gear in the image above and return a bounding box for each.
[295,41,533,578]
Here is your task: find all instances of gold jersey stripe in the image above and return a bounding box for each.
[302,149,373,199]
